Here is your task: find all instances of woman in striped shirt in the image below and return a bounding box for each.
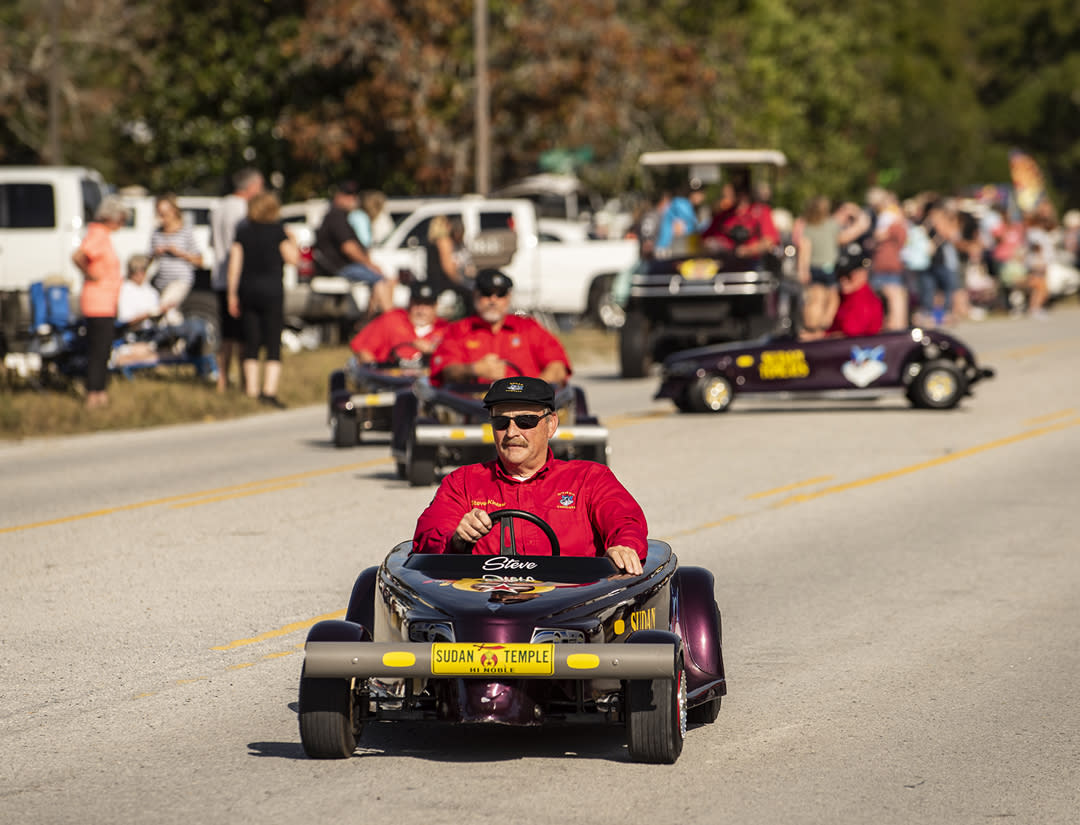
[150,194,202,322]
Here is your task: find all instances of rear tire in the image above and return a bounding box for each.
[687,695,721,724]
[626,657,686,764]
[298,670,358,759]
[619,310,652,378]
[405,427,437,486]
[331,410,358,448]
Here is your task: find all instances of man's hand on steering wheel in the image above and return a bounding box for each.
[451,507,493,551]
[605,545,643,576]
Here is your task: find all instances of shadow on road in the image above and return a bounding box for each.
[249,722,632,763]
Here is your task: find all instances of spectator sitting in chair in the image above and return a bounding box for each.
[348,282,448,364]
[313,181,395,318]
[801,242,883,339]
[117,254,170,329]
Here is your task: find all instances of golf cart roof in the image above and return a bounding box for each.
[638,149,788,168]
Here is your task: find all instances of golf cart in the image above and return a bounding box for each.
[616,149,797,378]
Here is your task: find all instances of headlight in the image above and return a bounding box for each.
[530,628,586,644]
[407,621,455,642]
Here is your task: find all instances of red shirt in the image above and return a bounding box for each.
[78,223,122,318]
[429,313,572,386]
[348,308,447,362]
[828,282,883,337]
[702,203,779,249]
[413,452,648,560]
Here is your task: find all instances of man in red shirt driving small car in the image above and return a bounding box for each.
[428,269,571,387]
[413,376,647,575]
[348,281,448,363]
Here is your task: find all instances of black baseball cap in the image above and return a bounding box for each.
[334,180,360,197]
[482,377,555,409]
[474,269,513,294]
[834,241,872,277]
[410,282,438,304]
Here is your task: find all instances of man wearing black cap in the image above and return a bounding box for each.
[428,269,571,387]
[313,181,394,317]
[348,282,447,363]
[801,242,883,339]
[413,376,648,575]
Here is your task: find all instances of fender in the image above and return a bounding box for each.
[674,566,725,683]
[304,619,371,645]
[344,566,379,631]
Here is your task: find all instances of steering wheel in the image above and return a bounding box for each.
[487,508,560,557]
[387,340,430,368]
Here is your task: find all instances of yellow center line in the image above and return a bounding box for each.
[1024,408,1077,426]
[212,609,346,651]
[775,416,1080,507]
[0,457,392,535]
[745,475,834,500]
[171,482,304,508]
[198,413,1080,672]
[604,410,674,429]
[994,335,1080,360]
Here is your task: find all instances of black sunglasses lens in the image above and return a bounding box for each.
[491,414,543,430]
[478,288,509,298]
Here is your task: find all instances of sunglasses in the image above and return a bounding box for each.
[476,288,510,298]
[490,411,552,431]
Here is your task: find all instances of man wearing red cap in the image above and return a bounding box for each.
[428,269,571,387]
[413,376,647,575]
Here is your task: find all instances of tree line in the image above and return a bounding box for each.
[1,0,1077,210]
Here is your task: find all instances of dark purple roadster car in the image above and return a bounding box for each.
[655,327,995,413]
[298,510,726,764]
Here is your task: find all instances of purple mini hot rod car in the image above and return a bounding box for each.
[655,327,994,413]
[298,509,726,764]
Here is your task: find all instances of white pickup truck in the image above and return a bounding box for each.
[285,197,639,329]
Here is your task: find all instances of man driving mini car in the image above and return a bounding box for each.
[428,269,571,387]
[348,282,448,363]
[801,242,884,340]
[413,376,647,575]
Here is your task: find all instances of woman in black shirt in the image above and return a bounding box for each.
[226,191,299,407]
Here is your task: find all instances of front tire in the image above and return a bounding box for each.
[626,657,686,764]
[908,360,966,409]
[298,670,358,759]
[682,375,734,413]
[331,410,358,448]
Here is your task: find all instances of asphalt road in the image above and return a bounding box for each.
[2,308,1079,824]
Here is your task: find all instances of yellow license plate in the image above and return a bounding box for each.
[431,643,554,676]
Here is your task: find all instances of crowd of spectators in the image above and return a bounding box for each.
[795,186,1080,331]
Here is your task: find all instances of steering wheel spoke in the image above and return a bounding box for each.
[487,508,560,557]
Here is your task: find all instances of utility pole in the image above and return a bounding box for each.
[474,0,490,195]
[47,0,62,164]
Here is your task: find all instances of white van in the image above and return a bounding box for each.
[0,166,112,349]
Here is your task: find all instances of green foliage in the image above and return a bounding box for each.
[2,0,1078,208]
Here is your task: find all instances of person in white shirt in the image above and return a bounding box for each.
[117,254,167,327]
